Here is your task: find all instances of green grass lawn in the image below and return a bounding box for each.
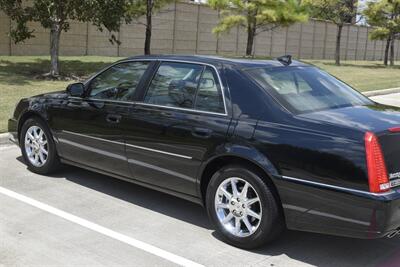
[303,60,400,92]
[1,56,400,133]
[0,56,121,133]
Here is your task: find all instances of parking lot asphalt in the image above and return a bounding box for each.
[1,93,400,267]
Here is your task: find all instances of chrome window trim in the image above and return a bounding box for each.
[281,175,397,197]
[69,59,229,117]
[68,97,135,105]
[61,130,193,160]
[133,102,227,116]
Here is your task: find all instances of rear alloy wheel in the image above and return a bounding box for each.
[215,177,262,237]
[206,165,284,249]
[20,118,60,174]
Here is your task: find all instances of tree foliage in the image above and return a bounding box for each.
[364,0,400,66]
[0,0,132,76]
[304,0,357,25]
[304,0,358,66]
[208,0,308,56]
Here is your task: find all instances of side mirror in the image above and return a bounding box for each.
[66,82,85,97]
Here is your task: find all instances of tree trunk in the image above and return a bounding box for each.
[390,35,395,66]
[384,36,391,66]
[335,24,343,66]
[50,22,61,76]
[246,24,256,56]
[144,0,152,55]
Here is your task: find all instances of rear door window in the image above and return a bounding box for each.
[194,66,225,113]
[144,62,204,109]
[143,61,226,114]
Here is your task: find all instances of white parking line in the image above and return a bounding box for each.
[0,186,204,267]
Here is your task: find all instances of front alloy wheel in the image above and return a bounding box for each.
[24,125,49,167]
[20,118,60,174]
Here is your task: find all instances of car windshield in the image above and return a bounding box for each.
[245,66,373,114]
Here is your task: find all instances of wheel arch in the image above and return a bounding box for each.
[198,150,281,207]
[17,111,48,142]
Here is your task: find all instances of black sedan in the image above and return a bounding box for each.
[8,55,400,249]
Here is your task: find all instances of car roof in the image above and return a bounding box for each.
[124,54,309,69]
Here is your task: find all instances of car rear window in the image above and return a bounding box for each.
[245,66,373,114]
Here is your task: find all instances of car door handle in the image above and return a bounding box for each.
[106,114,122,124]
[192,127,212,139]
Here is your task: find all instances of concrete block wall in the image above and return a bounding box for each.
[1,1,399,61]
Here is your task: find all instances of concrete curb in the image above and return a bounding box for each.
[363,87,400,97]
[0,132,12,146]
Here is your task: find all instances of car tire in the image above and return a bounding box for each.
[206,165,284,249]
[20,117,60,174]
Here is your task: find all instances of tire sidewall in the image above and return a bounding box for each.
[206,165,282,249]
[20,117,59,174]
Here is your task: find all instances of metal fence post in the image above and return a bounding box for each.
[85,22,89,56]
[9,17,12,56]
[345,25,350,61]
[195,4,200,54]
[372,40,376,61]
[235,25,239,55]
[311,20,316,59]
[354,26,359,60]
[172,1,177,54]
[298,23,303,58]
[284,27,289,55]
[323,21,328,59]
[363,27,369,61]
[269,30,273,57]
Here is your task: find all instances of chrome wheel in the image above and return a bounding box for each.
[24,125,48,167]
[215,177,262,237]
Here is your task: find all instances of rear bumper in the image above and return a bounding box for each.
[8,118,19,146]
[276,176,400,239]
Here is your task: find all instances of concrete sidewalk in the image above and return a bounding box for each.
[370,93,400,107]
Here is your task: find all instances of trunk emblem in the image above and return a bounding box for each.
[389,172,400,180]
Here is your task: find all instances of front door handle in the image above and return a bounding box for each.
[106,114,122,124]
[192,127,212,139]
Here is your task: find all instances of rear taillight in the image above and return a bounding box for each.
[365,132,390,193]
[389,127,400,133]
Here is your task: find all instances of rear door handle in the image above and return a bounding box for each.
[192,127,213,139]
[106,114,122,124]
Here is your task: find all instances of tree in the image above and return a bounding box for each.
[208,0,308,56]
[0,0,131,77]
[128,0,175,55]
[304,0,358,66]
[364,0,400,66]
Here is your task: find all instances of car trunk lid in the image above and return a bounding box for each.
[378,130,400,188]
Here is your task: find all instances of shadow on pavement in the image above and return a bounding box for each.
[17,157,400,267]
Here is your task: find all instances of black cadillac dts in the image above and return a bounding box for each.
[8,55,400,249]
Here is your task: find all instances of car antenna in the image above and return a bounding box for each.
[276,55,292,66]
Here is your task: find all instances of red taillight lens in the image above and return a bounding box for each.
[365,132,390,193]
[389,127,400,133]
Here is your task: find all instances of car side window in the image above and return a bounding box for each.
[144,62,204,108]
[195,66,224,113]
[89,61,149,101]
